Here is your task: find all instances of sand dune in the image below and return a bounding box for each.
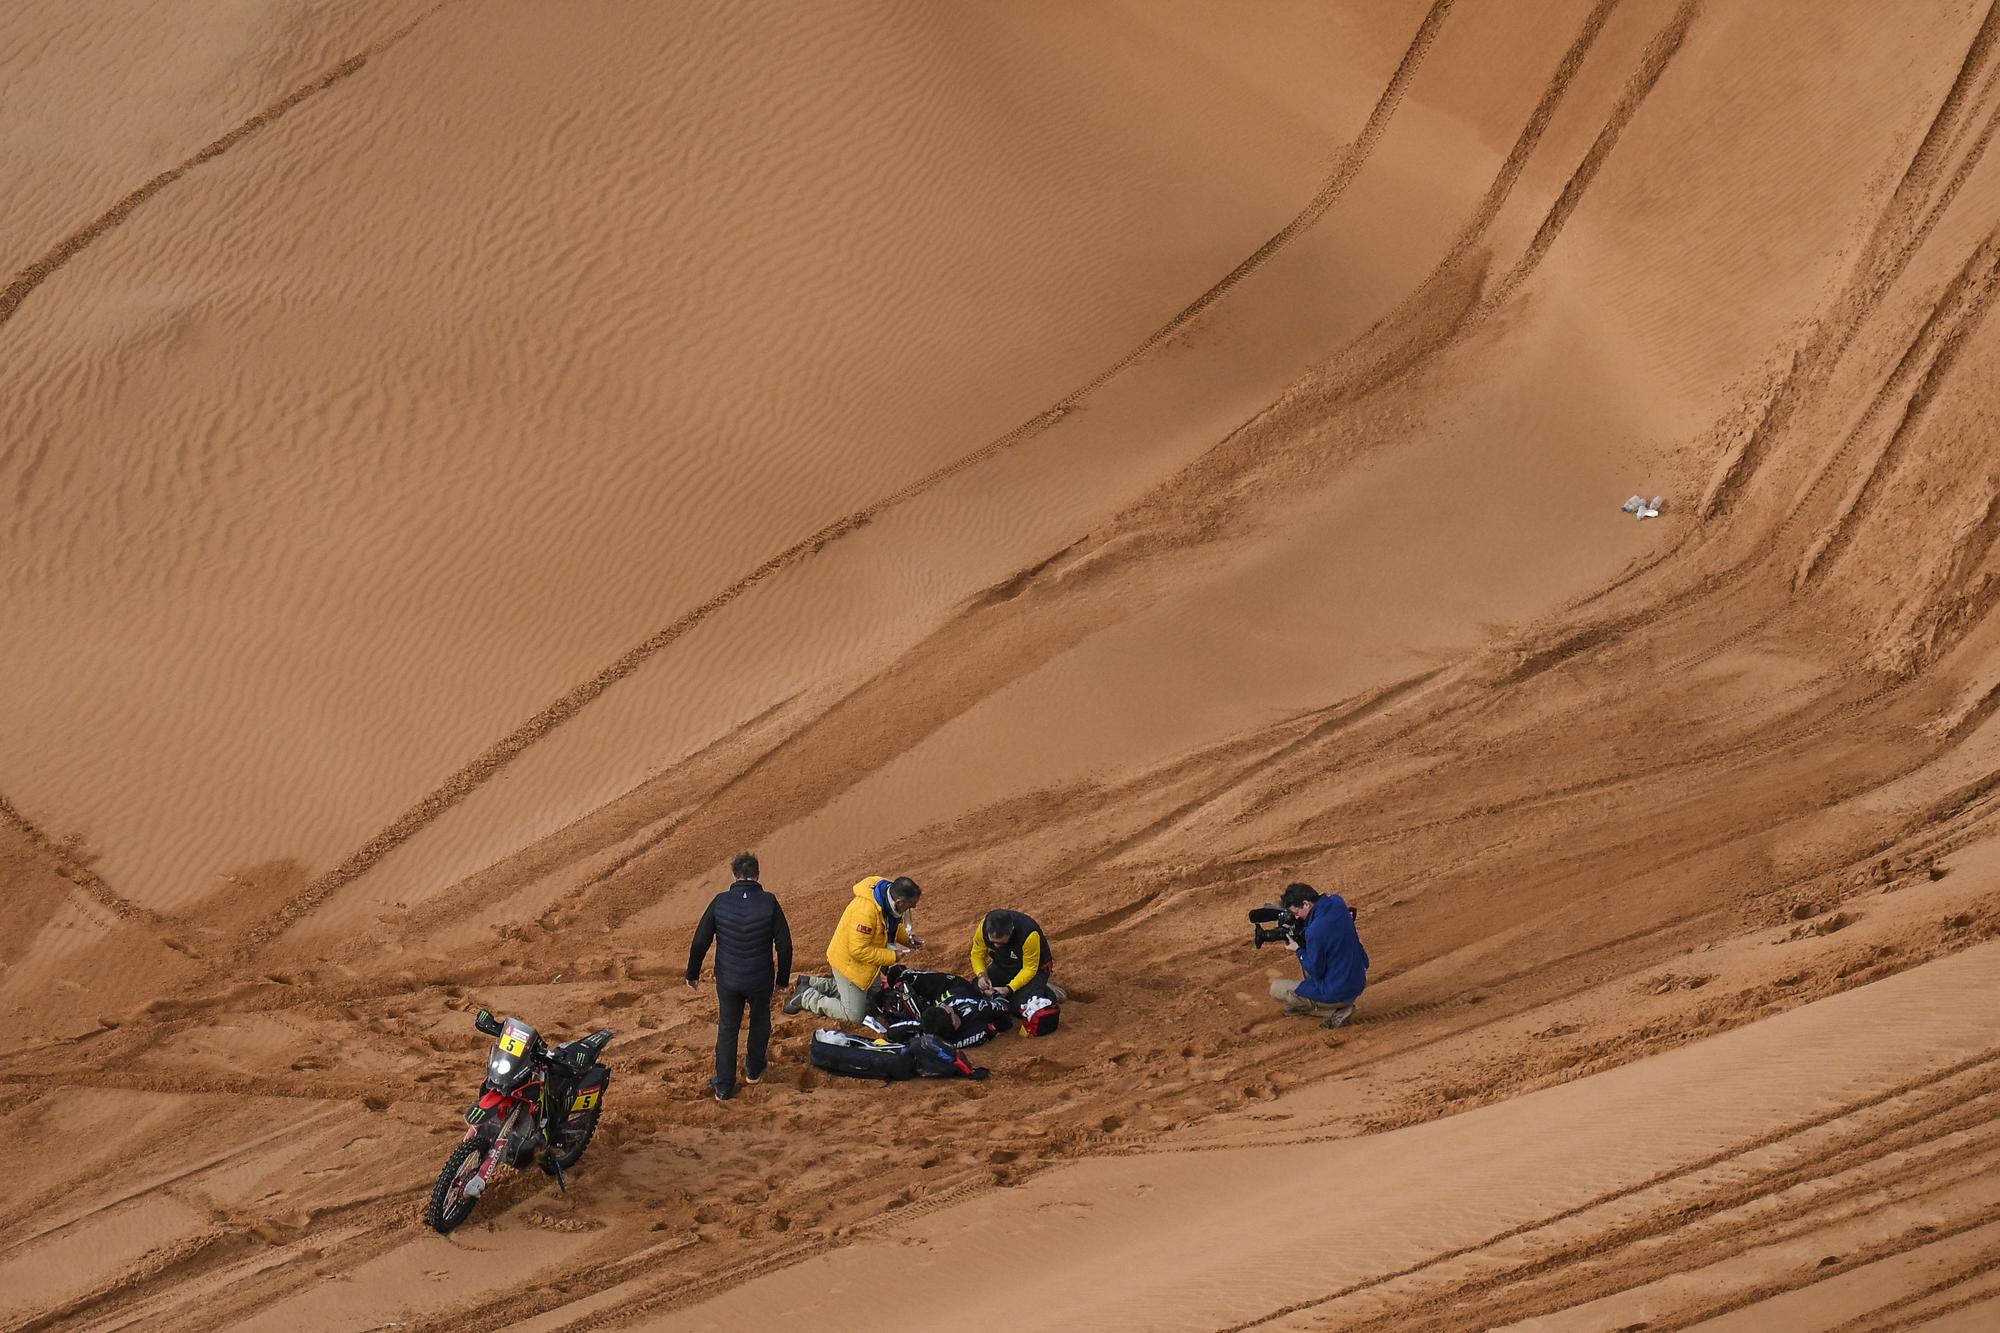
[661,939,2000,1332]
[6,0,2000,1328]
[3,0,1399,918]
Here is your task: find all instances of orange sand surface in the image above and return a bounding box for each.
[5,0,2000,1328]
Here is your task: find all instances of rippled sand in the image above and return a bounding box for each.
[5,2,2000,1328]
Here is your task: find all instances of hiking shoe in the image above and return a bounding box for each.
[744,1070,762,1085]
[712,1080,734,1102]
[1320,1004,1356,1030]
[782,975,809,1016]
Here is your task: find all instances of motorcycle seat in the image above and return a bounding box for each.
[550,1029,613,1070]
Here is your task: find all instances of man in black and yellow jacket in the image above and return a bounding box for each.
[970,908,1061,1009]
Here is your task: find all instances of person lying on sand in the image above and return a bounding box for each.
[1269,882,1367,1028]
[783,874,923,1024]
[870,964,1017,1049]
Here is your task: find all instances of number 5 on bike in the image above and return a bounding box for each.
[426,1008,614,1234]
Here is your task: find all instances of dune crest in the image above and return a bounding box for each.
[5,1,2000,1328]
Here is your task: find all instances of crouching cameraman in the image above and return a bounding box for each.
[1269,882,1368,1027]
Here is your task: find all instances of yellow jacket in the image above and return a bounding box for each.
[827,876,912,989]
[970,911,1047,992]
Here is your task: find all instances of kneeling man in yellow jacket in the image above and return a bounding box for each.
[784,875,922,1024]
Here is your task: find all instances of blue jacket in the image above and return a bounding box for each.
[1297,894,1367,1004]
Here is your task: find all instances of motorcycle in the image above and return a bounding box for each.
[425,1008,613,1234]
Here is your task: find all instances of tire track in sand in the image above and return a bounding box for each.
[1794,222,2000,589]
[1783,91,2000,585]
[1700,0,2000,520]
[17,1191,420,1333]
[1646,1204,2000,1332]
[0,789,170,932]
[1339,1087,2000,1330]
[1318,0,1626,382]
[1566,65,2000,682]
[0,3,456,332]
[1476,0,1701,314]
[246,0,1463,952]
[1320,0,1699,408]
[1831,1248,2000,1332]
[1212,1047,2000,1331]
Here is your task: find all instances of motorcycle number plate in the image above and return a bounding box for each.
[570,1089,601,1112]
[498,1032,528,1058]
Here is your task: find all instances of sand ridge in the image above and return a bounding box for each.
[0,3,454,334]
[6,0,2000,1328]
[242,0,1462,949]
[658,939,2000,1332]
[1,0,1430,920]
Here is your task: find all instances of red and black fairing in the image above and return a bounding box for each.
[567,1062,610,1108]
[461,1037,612,1140]
[426,1009,613,1234]
[538,1037,611,1143]
[462,1016,547,1141]
[463,1083,541,1134]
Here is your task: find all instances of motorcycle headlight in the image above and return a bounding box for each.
[491,1056,512,1076]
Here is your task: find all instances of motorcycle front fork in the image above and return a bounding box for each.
[463,1105,528,1200]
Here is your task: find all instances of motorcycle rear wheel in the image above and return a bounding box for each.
[425,1140,485,1234]
[545,1107,601,1172]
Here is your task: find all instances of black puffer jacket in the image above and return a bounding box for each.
[687,880,792,992]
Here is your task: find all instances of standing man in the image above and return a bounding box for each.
[1270,881,1367,1027]
[687,851,792,1102]
[970,908,1061,1007]
[783,875,922,1024]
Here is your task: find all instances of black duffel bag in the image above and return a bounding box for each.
[809,1029,987,1081]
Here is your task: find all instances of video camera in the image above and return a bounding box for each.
[1247,904,1304,950]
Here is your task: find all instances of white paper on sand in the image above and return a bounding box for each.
[1622,494,1664,520]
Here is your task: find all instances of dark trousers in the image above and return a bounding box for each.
[1014,976,1059,1014]
[988,970,1055,1008]
[714,984,771,1093]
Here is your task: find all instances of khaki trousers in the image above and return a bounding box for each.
[799,972,875,1023]
[1271,978,1355,1021]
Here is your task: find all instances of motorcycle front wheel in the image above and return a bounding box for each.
[425,1140,485,1234]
